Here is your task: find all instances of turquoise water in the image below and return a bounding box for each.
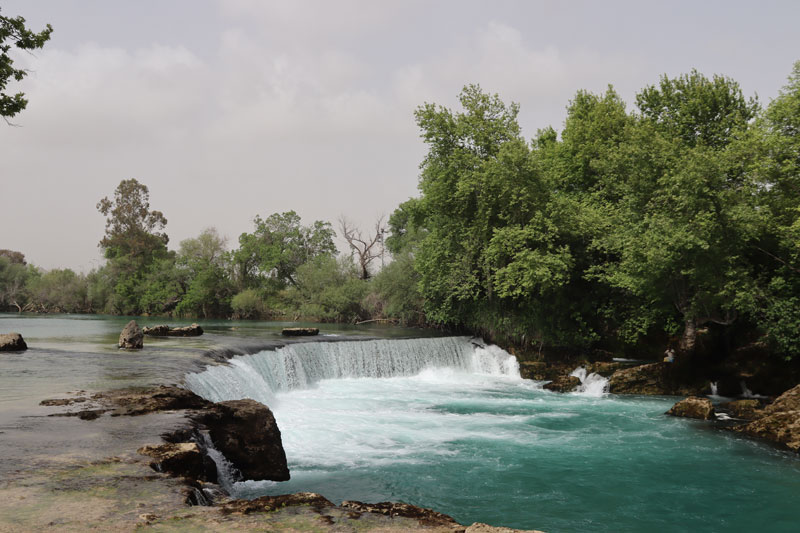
[187,340,800,532]
[3,314,800,532]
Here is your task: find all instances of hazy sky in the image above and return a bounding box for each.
[2,0,799,271]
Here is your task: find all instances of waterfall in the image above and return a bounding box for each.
[199,432,240,493]
[569,366,609,396]
[710,382,719,396]
[185,336,520,404]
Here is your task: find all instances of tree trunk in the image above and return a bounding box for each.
[679,318,697,355]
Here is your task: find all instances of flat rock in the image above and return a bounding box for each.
[281,327,319,336]
[222,492,334,515]
[118,320,143,349]
[341,500,459,528]
[98,385,211,416]
[666,396,716,420]
[143,324,203,337]
[0,332,27,351]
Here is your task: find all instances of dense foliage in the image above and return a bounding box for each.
[0,7,52,120]
[2,62,799,361]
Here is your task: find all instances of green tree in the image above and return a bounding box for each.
[97,179,170,314]
[175,228,233,318]
[232,211,336,291]
[283,255,367,323]
[0,7,52,121]
[0,255,31,311]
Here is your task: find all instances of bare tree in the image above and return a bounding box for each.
[338,215,385,280]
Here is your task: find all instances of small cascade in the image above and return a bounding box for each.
[710,381,719,396]
[569,367,609,396]
[186,336,520,404]
[199,432,240,493]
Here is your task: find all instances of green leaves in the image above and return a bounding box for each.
[0,8,52,120]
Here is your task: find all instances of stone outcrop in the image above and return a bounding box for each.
[0,332,27,351]
[196,399,290,482]
[99,385,211,416]
[543,375,581,393]
[518,361,573,381]
[666,396,716,420]
[281,327,319,336]
[143,324,204,337]
[718,399,763,420]
[222,492,334,515]
[608,362,705,395]
[735,384,800,452]
[118,320,143,349]
[138,442,212,481]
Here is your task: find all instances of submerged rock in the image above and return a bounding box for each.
[282,327,319,336]
[0,332,27,351]
[197,399,290,482]
[143,324,204,337]
[118,320,143,349]
[735,384,800,452]
[666,397,716,420]
[543,375,581,393]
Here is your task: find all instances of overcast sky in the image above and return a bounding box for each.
[2,0,799,271]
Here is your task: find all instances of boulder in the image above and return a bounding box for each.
[718,399,763,420]
[735,385,800,452]
[281,327,319,336]
[143,324,203,337]
[0,332,27,351]
[585,361,624,377]
[666,396,716,420]
[138,442,210,480]
[543,375,581,393]
[99,385,211,416]
[118,320,143,349]
[197,399,289,482]
[518,361,575,381]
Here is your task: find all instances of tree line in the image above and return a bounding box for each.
[0,179,423,324]
[390,62,800,360]
[2,52,799,361]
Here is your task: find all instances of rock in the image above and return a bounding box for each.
[142,324,170,336]
[99,385,211,416]
[543,375,581,393]
[735,385,800,452]
[138,442,210,480]
[340,500,459,528]
[718,399,763,420]
[222,493,334,515]
[143,324,204,337]
[466,523,545,533]
[666,397,716,420]
[584,361,624,377]
[608,362,705,395]
[118,320,143,349]
[281,327,319,336]
[518,361,576,381]
[0,332,27,351]
[197,399,289,481]
[40,397,88,406]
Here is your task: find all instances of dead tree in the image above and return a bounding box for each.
[338,215,384,280]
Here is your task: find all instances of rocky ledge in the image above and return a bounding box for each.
[733,384,800,452]
[36,385,543,532]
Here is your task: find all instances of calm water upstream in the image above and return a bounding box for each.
[2,314,800,532]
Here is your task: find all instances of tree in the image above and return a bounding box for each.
[0,255,31,311]
[175,228,233,318]
[97,179,170,314]
[232,211,336,290]
[0,7,52,122]
[338,215,384,280]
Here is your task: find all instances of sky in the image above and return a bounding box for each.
[1,0,799,271]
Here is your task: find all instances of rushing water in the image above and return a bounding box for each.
[187,336,800,532]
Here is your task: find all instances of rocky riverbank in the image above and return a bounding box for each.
[13,385,541,532]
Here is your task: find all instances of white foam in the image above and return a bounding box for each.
[569,367,609,397]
